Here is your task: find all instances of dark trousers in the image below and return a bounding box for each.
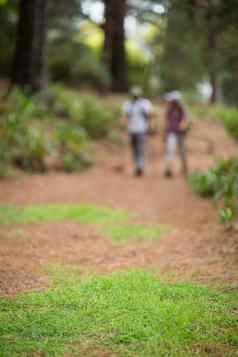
[129,133,146,171]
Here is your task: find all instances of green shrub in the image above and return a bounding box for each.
[49,41,110,90]
[188,104,238,141]
[214,160,238,223]
[6,88,50,119]
[71,53,110,90]
[189,170,218,197]
[55,122,92,172]
[0,89,91,175]
[0,148,10,177]
[50,86,119,140]
[49,85,82,119]
[189,159,238,224]
[215,106,238,140]
[0,91,49,175]
[76,95,117,139]
[0,85,122,176]
[12,125,48,172]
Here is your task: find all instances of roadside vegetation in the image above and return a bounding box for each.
[189,159,238,226]
[190,104,238,141]
[188,103,238,226]
[216,106,238,140]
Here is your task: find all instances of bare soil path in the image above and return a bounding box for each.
[0,118,237,296]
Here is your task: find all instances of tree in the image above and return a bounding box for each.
[155,0,204,93]
[149,0,238,103]
[188,0,238,103]
[0,0,17,76]
[103,0,129,92]
[48,0,83,37]
[11,0,48,92]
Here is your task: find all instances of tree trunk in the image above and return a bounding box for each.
[208,28,220,104]
[210,71,221,104]
[206,7,222,104]
[11,0,48,92]
[103,0,129,93]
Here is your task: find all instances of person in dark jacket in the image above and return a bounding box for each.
[164,91,189,177]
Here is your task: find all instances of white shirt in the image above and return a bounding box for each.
[123,98,152,134]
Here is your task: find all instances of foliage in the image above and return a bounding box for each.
[0,86,123,176]
[0,90,49,175]
[159,2,204,93]
[1,0,238,98]
[48,0,83,34]
[51,85,120,139]
[189,159,238,224]
[221,24,238,106]
[55,122,92,172]
[76,95,118,139]
[0,0,17,76]
[0,270,237,356]
[189,104,238,141]
[127,41,153,95]
[49,40,110,90]
[215,106,238,140]
[141,0,238,102]
[189,170,217,198]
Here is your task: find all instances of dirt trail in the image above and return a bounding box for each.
[0,119,237,296]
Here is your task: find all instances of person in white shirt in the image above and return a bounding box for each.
[123,87,152,176]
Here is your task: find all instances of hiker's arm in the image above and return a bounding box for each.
[179,108,189,131]
[120,115,128,130]
[121,103,130,130]
[146,102,154,133]
[163,111,169,141]
[147,112,153,134]
[179,118,188,131]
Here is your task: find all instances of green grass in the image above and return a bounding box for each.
[105,223,168,244]
[0,204,168,244]
[0,270,237,357]
[0,204,130,226]
[44,264,82,288]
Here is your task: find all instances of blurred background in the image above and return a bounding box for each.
[1,0,238,103]
[0,0,237,224]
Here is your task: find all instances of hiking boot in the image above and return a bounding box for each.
[135,168,144,177]
[182,166,188,178]
[164,168,173,178]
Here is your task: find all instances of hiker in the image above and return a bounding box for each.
[163,91,189,177]
[123,87,153,176]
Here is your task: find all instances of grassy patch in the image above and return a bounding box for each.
[105,223,168,244]
[44,264,82,288]
[0,270,237,356]
[0,204,130,226]
[0,204,168,244]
